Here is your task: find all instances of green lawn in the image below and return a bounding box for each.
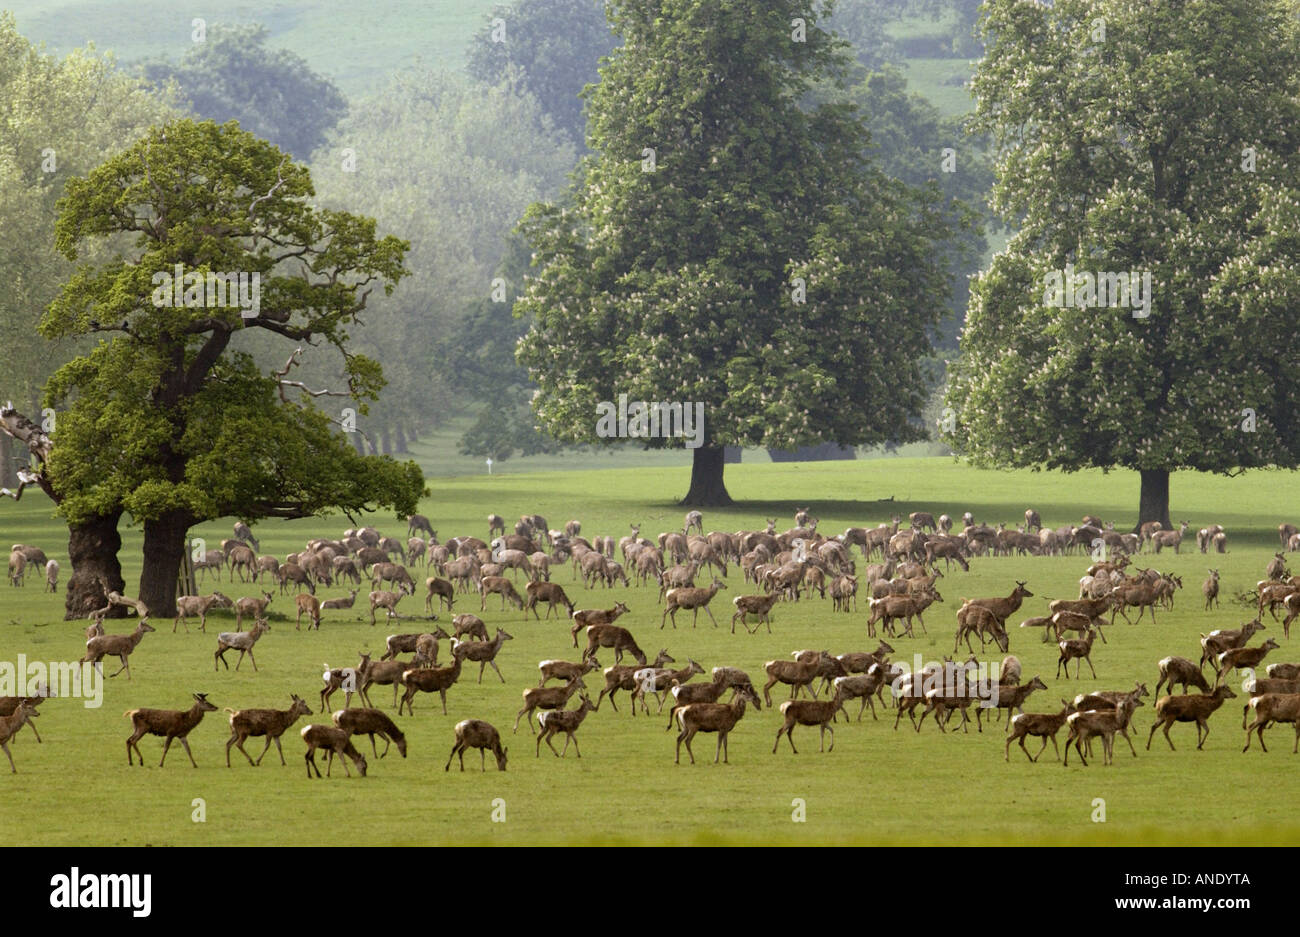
[2,457,1299,845]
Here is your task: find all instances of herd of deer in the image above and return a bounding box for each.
[5,508,1300,776]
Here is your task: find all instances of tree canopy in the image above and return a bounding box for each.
[943,0,1300,526]
[42,118,423,614]
[140,23,347,160]
[467,0,619,145]
[515,0,955,503]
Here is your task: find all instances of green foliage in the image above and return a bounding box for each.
[311,70,577,449]
[0,12,177,414]
[945,0,1300,476]
[466,0,618,144]
[42,118,423,526]
[517,0,955,453]
[138,23,347,160]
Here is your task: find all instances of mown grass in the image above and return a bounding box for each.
[3,457,1299,845]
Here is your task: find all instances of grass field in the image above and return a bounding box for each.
[2,457,1299,846]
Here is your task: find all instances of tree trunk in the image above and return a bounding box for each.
[681,445,733,506]
[1136,468,1172,532]
[64,511,127,621]
[394,424,408,454]
[138,509,192,620]
[0,432,15,488]
[381,426,392,455]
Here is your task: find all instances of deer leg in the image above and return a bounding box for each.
[1084,657,1096,679]
[159,736,174,767]
[1,741,14,773]
[181,737,198,768]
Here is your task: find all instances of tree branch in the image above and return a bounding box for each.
[248,155,290,219]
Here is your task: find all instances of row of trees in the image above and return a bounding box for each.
[13,0,1297,621]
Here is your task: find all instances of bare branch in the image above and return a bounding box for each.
[248,156,290,219]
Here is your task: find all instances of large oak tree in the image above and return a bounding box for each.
[40,118,423,617]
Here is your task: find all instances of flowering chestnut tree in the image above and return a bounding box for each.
[516,0,954,505]
[944,0,1300,527]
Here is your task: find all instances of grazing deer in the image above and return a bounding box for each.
[301,725,367,778]
[445,719,508,772]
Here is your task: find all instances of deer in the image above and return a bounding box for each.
[1216,638,1281,684]
[1064,696,1140,766]
[301,724,367,778]
[538,656,601,686]
[1150,521,1191,554]
[332,707,407,759]
[125,693,218,767]
[224,695,313,766]
[1155,656,1212,696]
[82,621,156,680]
[584,623,647,666]
[320,654,370,712]
[1056,629,1098,679]
[1147,685,1237,751]
[1005,702,1073,762]
[515,674,586,734]
[525,581,574,619]
[322,589,359,613]
[731,593,781,633]
[173,592,232,633]
[234,591,273,628]
[295,594,322,630]
[445,719,508,772]
[383,627,450,663]
[674,684,762,765]
[630,659,704,715]
[456,628,515,683]
[1242,693,1300,753]
[762,649,828,707]
[1200,619,1266,674]
[425,577,455,613]
[368,589,408,626]
[451,614,489,642]
[772,688,847,754]
[570,602,630,648]
[1203,570,1220,611]
[479,575,524,612]
[397,642,471,715]
[0,700,39,772]
[661,578,726,629]
[536,694,599,757]
[214,619,271,672]
[597,650,674,712]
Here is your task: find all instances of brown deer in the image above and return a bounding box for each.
[674,685,762,765]
[445,719,508,771]
[535,695,599,758]
[225,695,313,766]
[125,693,218,767]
